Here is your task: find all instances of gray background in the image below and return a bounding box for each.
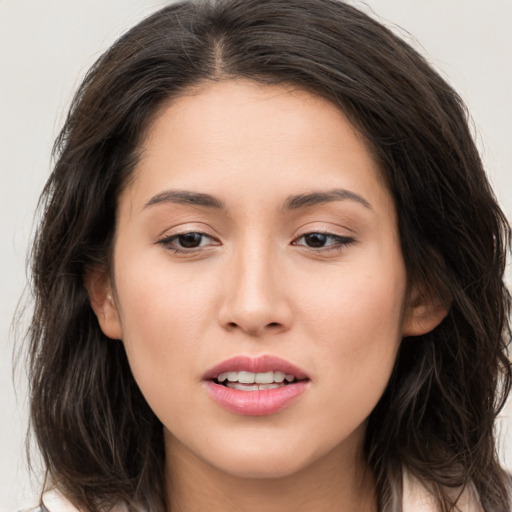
[1,1,511,510]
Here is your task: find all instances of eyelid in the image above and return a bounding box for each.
[156,229,221,254]
[154,223,356,255]
[291,231,356,252]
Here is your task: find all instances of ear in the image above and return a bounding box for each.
[402,283,450,337]
[84,265,123,340]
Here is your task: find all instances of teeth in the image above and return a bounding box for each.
[238,371,255,384]
[226,382,285,391]
[255,371,273,384]
[274,371,286,383]
[216,371,296,384]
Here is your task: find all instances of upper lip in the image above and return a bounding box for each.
[203,355,309,381]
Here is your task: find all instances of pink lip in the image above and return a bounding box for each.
[203,355,310,416]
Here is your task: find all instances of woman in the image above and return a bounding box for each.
[27,0,511,510]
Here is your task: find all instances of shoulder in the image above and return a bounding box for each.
[41,490,81,512]
[403,469,484,512]
[17,504,46,512]
[22,489,127,512]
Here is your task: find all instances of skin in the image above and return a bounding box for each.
[87,80,446,512]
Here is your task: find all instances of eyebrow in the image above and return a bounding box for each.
[143,188,371,212]
[283,189,372,211]
[143,190,225,210]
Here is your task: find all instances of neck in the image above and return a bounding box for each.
[164,431,378,512]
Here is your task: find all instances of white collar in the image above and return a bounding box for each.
[403,469,483,511]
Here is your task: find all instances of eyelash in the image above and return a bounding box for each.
[157,231,355,254]
[292,232,355,252]
[157,232,219,254]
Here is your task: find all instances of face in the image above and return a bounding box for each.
[89,80,443,481]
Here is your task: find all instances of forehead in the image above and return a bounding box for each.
[141,79,367,162]
[123,79,393,218]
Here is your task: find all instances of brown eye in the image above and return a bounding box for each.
[303,233,328,247]
[177,233,204,248]
[157,231,220,253]
[293,232,355,251]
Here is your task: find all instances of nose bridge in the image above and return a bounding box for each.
[218,234,291,335]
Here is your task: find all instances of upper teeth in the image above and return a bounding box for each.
[217,371,295,384]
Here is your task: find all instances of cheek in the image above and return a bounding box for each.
[299,263,406,416]
[113,256,219,394]
[301,263,406,344]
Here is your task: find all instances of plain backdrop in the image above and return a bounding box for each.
[1,1,511,510]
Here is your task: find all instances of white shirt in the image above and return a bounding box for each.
[403,470,483,511]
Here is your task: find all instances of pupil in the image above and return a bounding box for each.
[305,233,326,247]
[179,233,202,248]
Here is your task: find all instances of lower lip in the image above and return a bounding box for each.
[205,380,308,416]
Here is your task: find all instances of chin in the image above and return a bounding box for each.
[214,454,311,480]
[201,436,328,481]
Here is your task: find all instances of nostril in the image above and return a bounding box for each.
[225,321,283,332]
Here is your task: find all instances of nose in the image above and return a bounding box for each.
[217,242,293,337]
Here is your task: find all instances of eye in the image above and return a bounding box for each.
[292,232,355,251]
[157,232,220,253]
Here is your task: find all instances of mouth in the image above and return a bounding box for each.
[204,354,309,385]
[214,370,302,391]
[204,355,310,415]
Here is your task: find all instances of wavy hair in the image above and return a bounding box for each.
[28,0,511,511]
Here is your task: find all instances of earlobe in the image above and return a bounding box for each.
[84,266,123,340]
[402,285,450,338]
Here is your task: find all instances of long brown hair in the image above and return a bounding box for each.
[28,1,511,510]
